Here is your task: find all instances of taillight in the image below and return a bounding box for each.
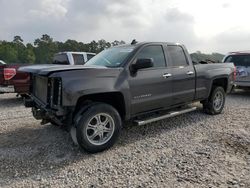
[4,68,16,80]
[233,66,236,81]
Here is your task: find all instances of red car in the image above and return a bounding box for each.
[0,63,30,96]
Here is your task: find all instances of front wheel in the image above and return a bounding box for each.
[203,86,226,115]
[74,103,122,153]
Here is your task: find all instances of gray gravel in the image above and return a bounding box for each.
[0,91,249,187]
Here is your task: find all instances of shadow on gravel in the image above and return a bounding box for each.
[229,89,250,98]
[0,107,214,181]
[0,95,23,108]
[0,125,85,181]
[118,108,214,146]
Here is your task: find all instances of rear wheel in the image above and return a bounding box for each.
[73,103,122,153]
[203,86,225,115]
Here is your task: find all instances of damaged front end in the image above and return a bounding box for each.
[24,75,73,128]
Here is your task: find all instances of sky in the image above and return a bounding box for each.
[0,0,249,53]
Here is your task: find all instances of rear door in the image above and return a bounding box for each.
[166,45,196,105]
[128,45,173,115]
[224,55,250,83]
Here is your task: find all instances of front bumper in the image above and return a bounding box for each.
[0,85,15,93]
[25,95,73,127]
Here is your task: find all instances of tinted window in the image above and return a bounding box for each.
[53,54,69,65]
[72,54,85,65]
[167,46,188,67]
[225,55,250,67]
[87,54,95,61]
[136,45,166,67]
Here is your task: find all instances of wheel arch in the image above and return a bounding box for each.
[209,77,228,96]
[73,92,126,121]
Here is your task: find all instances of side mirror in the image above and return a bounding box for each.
[131,58,153,73]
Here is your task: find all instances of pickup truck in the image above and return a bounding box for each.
[223,51,250,90]
[20,42,235,153]
[0,52,96,95]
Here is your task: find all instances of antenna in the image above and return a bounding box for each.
[131,39,138,45]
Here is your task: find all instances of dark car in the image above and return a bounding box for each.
[20,42,235,153]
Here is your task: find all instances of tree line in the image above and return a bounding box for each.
[0,34,125,64]
[0,34,224,64]
[190,51,225,63]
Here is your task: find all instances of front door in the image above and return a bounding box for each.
[128,45,173,115]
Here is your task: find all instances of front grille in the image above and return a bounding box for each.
[33,76,48,103]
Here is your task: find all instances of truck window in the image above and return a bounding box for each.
[225,55,250,67]
[167,46,188,67]
[136,45,166,67]
[72,54,85,65]
[53,54,69,65]
[87,54,95,61]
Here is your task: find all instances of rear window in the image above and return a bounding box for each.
[225,55,250,67]
[53,54,69,65]
[167,46,188,67]
[87,54,95,61]
[72,54,85,65]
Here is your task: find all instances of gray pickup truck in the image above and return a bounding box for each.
[20,42,235,153]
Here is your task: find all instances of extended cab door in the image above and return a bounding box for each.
[128,45,173,115]
[166,45,195,105]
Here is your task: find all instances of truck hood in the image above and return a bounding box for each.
[18,64,109,76]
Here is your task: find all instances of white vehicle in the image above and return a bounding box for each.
[53,52,96,65]
[0,60,6,64]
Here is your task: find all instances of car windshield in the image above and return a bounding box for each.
[84,47,134,67]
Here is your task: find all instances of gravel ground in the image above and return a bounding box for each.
[0,91,249,187]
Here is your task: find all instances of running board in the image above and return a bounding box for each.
[134,107,197,126]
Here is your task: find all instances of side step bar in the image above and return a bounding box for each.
[134,107,197,126]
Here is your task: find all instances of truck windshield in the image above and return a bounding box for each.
[84,47,134,67]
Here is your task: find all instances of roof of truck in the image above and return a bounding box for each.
[114,41,183,49]
[56,52,96,55]
[228,51,250,55]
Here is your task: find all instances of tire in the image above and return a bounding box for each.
[75,103,122,153]
[203,86,226,115]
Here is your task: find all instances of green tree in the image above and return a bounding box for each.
[34,34,57,64]
[13,36,26,63]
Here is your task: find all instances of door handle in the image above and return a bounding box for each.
[163,73,172,78]
[187,71,194,75]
